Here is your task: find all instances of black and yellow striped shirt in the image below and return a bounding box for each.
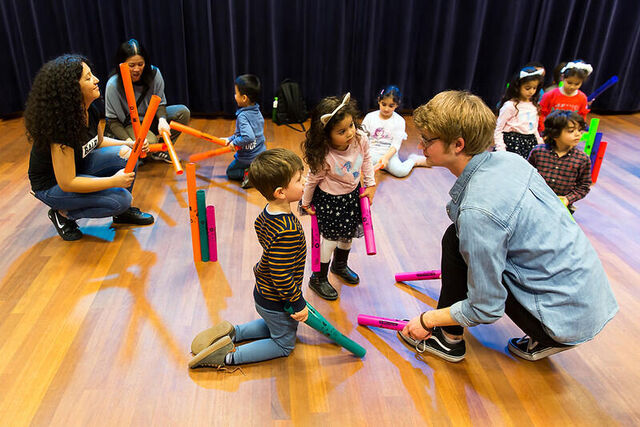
[253,207,307,312]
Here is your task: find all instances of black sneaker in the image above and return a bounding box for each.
[48,209,83,241]
[113,207,155,225]
[149,151,172,163]
[508,336,573,361]
[240,169,252,189]
[398,327,466,362]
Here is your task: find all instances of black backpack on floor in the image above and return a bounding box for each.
[272,79,308,132]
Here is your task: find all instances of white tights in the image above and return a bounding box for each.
[320,238,352,263]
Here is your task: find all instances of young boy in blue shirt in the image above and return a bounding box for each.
[189,148,309,369]
[225,74,266,188]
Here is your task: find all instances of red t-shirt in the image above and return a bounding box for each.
[539,88,589,132]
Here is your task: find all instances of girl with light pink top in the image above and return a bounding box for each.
[494,66,544,158]
[300,93,376,300]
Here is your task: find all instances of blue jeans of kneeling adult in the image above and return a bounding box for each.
[231,303,299,364]
[33,146,135,220]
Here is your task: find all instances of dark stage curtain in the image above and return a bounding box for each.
[2,0,639,117]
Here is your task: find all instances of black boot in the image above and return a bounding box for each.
[330,248,359,285]
[309,262,338,300]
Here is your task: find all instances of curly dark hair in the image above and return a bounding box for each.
[301,95,361,173]
[542,110,586,147]
[498,66,543,111]
[24,54,90,150]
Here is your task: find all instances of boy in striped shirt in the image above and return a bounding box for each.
[189,148,309,369]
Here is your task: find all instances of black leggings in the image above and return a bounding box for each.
[439,224,566,348]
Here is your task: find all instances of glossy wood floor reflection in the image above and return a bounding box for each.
[0,112,639,426]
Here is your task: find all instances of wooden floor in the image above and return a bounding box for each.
[0,111,639,426]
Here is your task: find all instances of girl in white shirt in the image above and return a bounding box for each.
[494,67,544,158]
[362,86,427,177]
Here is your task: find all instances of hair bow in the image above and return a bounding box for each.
[561,61,593,76]
[519,68,544,79]
[320,93,350,127]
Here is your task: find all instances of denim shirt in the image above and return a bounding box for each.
[447,151,617,345]
[228,104,266,163]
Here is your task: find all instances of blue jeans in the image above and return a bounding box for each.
[226,158,251,181]
[231,303,299,365]
[33,146,134,220]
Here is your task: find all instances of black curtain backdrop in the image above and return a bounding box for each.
[2,0,639,117]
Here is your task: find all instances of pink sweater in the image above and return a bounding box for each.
[494,100,543,150]
[302,130,376,207]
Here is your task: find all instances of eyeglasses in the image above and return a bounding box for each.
[419,135,440,148]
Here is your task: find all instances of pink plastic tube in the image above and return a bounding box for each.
[395,270,442,282]
[359,187,376,255]
[310,205,320,272]
[357,314,408,331]
[206,206,218,262]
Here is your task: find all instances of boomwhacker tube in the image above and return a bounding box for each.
[395,270,442,282]
[589,132,603,172]
[359,187,376,255]
[169,121,228,147]
[119,62,141,137]
[148,143,168,152]
[582,118,600,156]
[185,163,201,263]
[188,146,235,162]
[311,205,320,272]
[587,76,618,102]
[285,302,366,358]
[196,190,210,262]
[206,205,218,262]
[160,130,183,175]
[124,95,160,172]
[591,141,608,184]
[357,314,408,331]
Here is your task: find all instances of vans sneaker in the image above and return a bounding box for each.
[508,336,574,361]
[398,326,466,362]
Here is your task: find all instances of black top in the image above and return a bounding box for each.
[28,103,100,191]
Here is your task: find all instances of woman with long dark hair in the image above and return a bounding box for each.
[104,39,190,163]
[26,54,153,241]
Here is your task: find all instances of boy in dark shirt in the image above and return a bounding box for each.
[189,148,309,369]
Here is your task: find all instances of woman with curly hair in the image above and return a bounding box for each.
[26,54,154,241]
[104,39,190,163]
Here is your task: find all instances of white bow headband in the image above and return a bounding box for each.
[320,93,350,127]
[561,61,593,76]
[519,68,544,79]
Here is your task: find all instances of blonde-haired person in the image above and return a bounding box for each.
[400,90,616,362]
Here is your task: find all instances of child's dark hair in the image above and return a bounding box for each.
[248,148,304,200]
[302,95,361,173]
[498,66,543,110]
[110,39,156,88]
[561,60,592,82]
[377,85,402,105]
[552,62,567,85]
[235,74,261,103]
[542,110,586,146]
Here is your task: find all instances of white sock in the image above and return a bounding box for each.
[225,352,234,365]
[442,331,462,344]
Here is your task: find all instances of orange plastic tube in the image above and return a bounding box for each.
[185,163,201,262]
[161,130,183,175]
[148,143,168,152]
[169,121,228,147]
[125,95,161,173]
[119,62,141,137]
[188,146,235,162]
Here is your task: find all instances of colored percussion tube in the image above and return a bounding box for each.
[161,130,183,175]
[587,76,618,102]
[196,190,210,262]
[591,141,608,184]
[185,163,201,262]
[147,143,168,152]
[188,146,235,162]
[285,303,366,358]
[359,187,376,255]
[169,121,228,147]
[357,314,408,331]
[206,205,218,262]
[395,270,442,282]
[119,62,141,137]
[581,118,599,156]
[589,132,603,171]
[124,95,160,173]
[310,205,320,272]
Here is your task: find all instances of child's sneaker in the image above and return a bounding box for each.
[149,151,172,163]
[240,169,252,189]
[190,321,236,355]
[398,326,466,362]
[48,209,83,241]
[508,336,574,361]
[188,336,235,369]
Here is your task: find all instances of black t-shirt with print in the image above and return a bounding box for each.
[28,103,101,191]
